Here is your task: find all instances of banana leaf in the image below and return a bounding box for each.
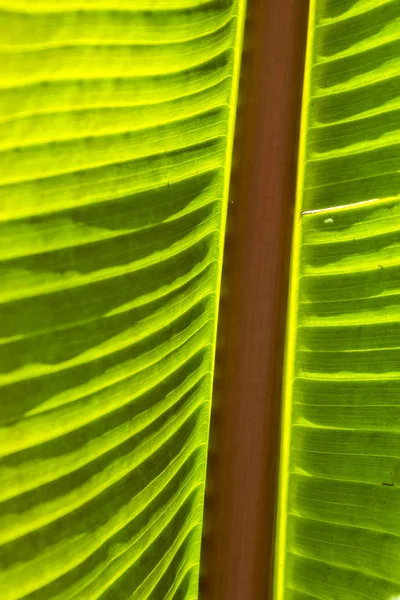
[0,1,246,598]
[275,1,400,598]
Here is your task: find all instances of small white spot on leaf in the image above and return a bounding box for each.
[324,217,334,224]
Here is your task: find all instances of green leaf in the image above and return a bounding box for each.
[0,1,245,598]
[276,1,400,599]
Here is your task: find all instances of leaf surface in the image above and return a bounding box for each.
[276,1,400,599]
[0,1,245,598]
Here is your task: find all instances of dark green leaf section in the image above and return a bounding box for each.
[278,1,400,599]
[0,1,245,598]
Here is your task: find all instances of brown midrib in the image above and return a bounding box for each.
[199,0,310,598]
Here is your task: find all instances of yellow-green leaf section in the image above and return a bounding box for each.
[276,1,400,599]
[0,1,246,598]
